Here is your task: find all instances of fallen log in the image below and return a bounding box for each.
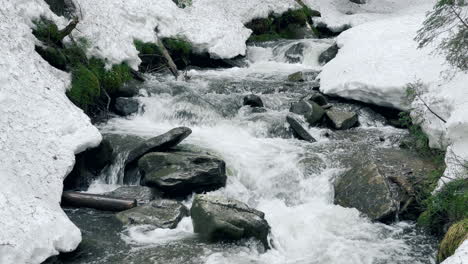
[61,191,137,212]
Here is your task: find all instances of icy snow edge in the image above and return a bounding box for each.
[0,1,101,263]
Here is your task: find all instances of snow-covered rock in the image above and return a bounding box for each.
[72,0,299,69]
[318,1,468,191]
[0,1,101,263]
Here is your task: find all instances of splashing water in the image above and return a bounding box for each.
[75,39,436,264]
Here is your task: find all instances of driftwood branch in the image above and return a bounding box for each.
[61,191,137,212]
[156,37,179,79]
[58,17,79,42]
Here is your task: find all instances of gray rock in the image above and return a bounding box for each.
[290,100,325,126]
[318,44,339,64]
[304,91,328,106]
[287,71,305,82]
[114,97,139,116]
[114,81,140,97]
[125,127,192,166]
[191,194,270,248]
[285,43,305,63]
[286,115,316,142]
[104,186,161,204]
[334,148,438,222]
[243,94,264,108]
[325,110,358,129]
[334,163,396,221]
[116,199,188,228]
[139,151,226,197]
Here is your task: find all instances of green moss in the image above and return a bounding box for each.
[67,65,101,111]
[437,219,468,263]
[87,58,132,95]
[246,7,320,42]
[134,38,193,71]
[418,179,468,237]
[32,16,61,45]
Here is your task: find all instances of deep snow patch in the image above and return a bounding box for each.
[0,1,101,263]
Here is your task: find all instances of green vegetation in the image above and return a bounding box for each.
[31,17,134,116]
[32,16,62,45]
[134,37,193,72]
[245,7,321,42]
[437,218,468,263]
[418,179,468,237]
[67,65,101,111]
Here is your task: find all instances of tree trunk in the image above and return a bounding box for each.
[61,191,137,211]
[156,38,179,79]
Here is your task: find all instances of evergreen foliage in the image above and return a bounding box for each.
[416,0,468,72]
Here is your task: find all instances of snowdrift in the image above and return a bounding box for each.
[0,1,101,263]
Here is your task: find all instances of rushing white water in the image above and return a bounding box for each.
[87,39,435,264]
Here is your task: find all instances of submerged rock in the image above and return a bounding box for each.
[287,71,305,82]
[125,127,192,166]
[104,186,161,204]
[318,43,339,64]
[116,199,188,228]
[114,97,139,116]
[243,94,264,108]
[191,194,270,248]
[139,151,227,197]
[325,110,358,130]
[285,43,305,63]
[286,115,316,142]
[290,100,325,126]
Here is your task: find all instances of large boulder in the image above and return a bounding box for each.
[104,186,161,204]
[286,115,316,142]
[290,100,325,126]
[139,152,227,197]
[243,94,264,108]
[116,199,188,228]
[125,127,192,166]
[114,97,139,116]
[325,110,358,130]
[334,163,396,221]
[334,148,438,222]
[191,194,270,248]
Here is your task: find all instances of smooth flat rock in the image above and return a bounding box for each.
[116,199,188,228]
[139,151,226,197]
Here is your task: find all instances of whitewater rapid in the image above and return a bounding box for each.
[81,40,436,264]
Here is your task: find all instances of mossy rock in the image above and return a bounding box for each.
[35,45,67,70]
[437,219,468,263]
[67,65,101,111]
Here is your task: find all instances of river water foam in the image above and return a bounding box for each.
[72,40,436,264]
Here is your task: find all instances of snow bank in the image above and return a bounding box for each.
[72,0,298,69]
[303,0,432,32]
[318,1,468,188]
[0,1,101,263]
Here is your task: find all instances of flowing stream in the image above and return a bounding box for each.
[56,40,436,264]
